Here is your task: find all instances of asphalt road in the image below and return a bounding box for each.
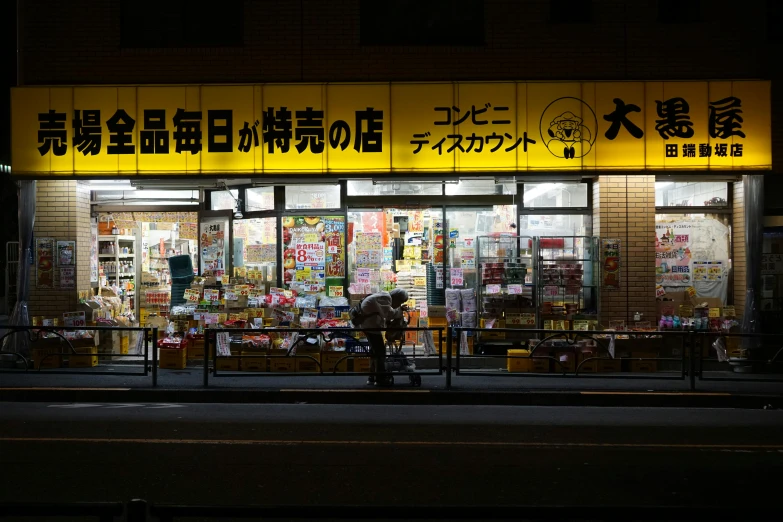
[1,403,783,514]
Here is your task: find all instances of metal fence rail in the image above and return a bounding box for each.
[696,331,783,383]
[204,326,444,387]
[448,327,783,390]
[0,501,123,521]
[0,325,157,384]
[3,500,780,521]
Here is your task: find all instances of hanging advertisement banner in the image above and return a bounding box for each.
[12,81,771,177]
[655,223,693,286]
[602,238,621,290]
[35,237,55,289]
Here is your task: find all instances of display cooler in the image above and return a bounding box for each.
[475,235,537,351]
[537,236,600,330]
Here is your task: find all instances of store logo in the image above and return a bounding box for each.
[539,97,598,159]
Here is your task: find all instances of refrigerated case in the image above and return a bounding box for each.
[476,235,536,327]
[537,236,599,327]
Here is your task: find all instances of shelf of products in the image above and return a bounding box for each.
[476,235,537,343]
[98,235,137,309]
[537,236,599,328]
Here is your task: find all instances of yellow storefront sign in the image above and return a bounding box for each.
[11,81,771,176]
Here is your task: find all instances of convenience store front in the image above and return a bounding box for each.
[10,81,770,361]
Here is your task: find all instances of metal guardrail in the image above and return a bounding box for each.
[696,331,783,384]
[0,325,157,385]
[448,327,783,390]
[3,499,782,521]
[204,326,445,387]
[0,501,123,521]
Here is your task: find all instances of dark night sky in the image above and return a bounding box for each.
[1,1,16,166]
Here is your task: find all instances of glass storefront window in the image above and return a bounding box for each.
[282,215,345,294]
[655,181,728,207]
[347,180,443,196]
[285,185,340,209]
[523,183,588,208]
[245,187,275,212]
[655,213,730,303]
[200,216,229,278]
[210,190,239,211]
[519,214,591,237]
[445,179,516,196]
[233,218,278,288]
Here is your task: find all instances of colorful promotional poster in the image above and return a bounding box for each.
[602,238,621,290]
[655,223,692,287]
[282,216,344,288]
[36,237,55,289]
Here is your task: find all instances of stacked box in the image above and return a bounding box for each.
[295,346,321,372]
[240,352,266,371]
[321,350,349,373]
[159,348,187,369]
[507,349,531,372]
[70,346,99,368]
[269,348,296,372]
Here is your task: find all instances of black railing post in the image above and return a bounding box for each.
[688,331,696,391]
[446,326,452,390]
[127,499,147,522]
[151,328,158,388]
[204,332,211,388]
[203,330,210,387]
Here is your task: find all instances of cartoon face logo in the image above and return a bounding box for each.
[539,98,598,159]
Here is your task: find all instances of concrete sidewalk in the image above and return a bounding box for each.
[1,360,781,408]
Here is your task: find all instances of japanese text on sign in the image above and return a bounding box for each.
[13,81,771,176]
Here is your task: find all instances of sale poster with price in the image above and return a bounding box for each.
[35,237,55,289]
[283,215,344,288]
[602,238,621,290]
[656,223,693,287]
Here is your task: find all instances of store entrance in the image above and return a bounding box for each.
[346,204,517,314]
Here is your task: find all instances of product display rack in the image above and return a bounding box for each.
[536,236,599,327]
[476,235,537,348]
[98,234,137,317]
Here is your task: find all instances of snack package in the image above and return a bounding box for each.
[445,289,461,311]
[461,311,477,328]
[460,289,476,312]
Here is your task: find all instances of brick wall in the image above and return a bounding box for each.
[593,174,657,324]
[18,0,771,84]
[29,180,91,319]
[733,179,746,319]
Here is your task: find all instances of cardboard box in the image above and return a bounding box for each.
[657,291,688,317]
[69,334,99,348]
[296,347,321,372]
[269,348,296,372]
[428,305,447,318]
[555,351,576,373]
[321,350,349,373]
[577,352,598,373]
[159,347,187,369]
[216,356,241,371]
[70,346,99,368]
[631,360,658,372]
[597,358,622,373]
[32,345,62,369]
[507,349,531,372]
[240,352,267,372]
[352,356,372,373]
[530,357,550,373]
